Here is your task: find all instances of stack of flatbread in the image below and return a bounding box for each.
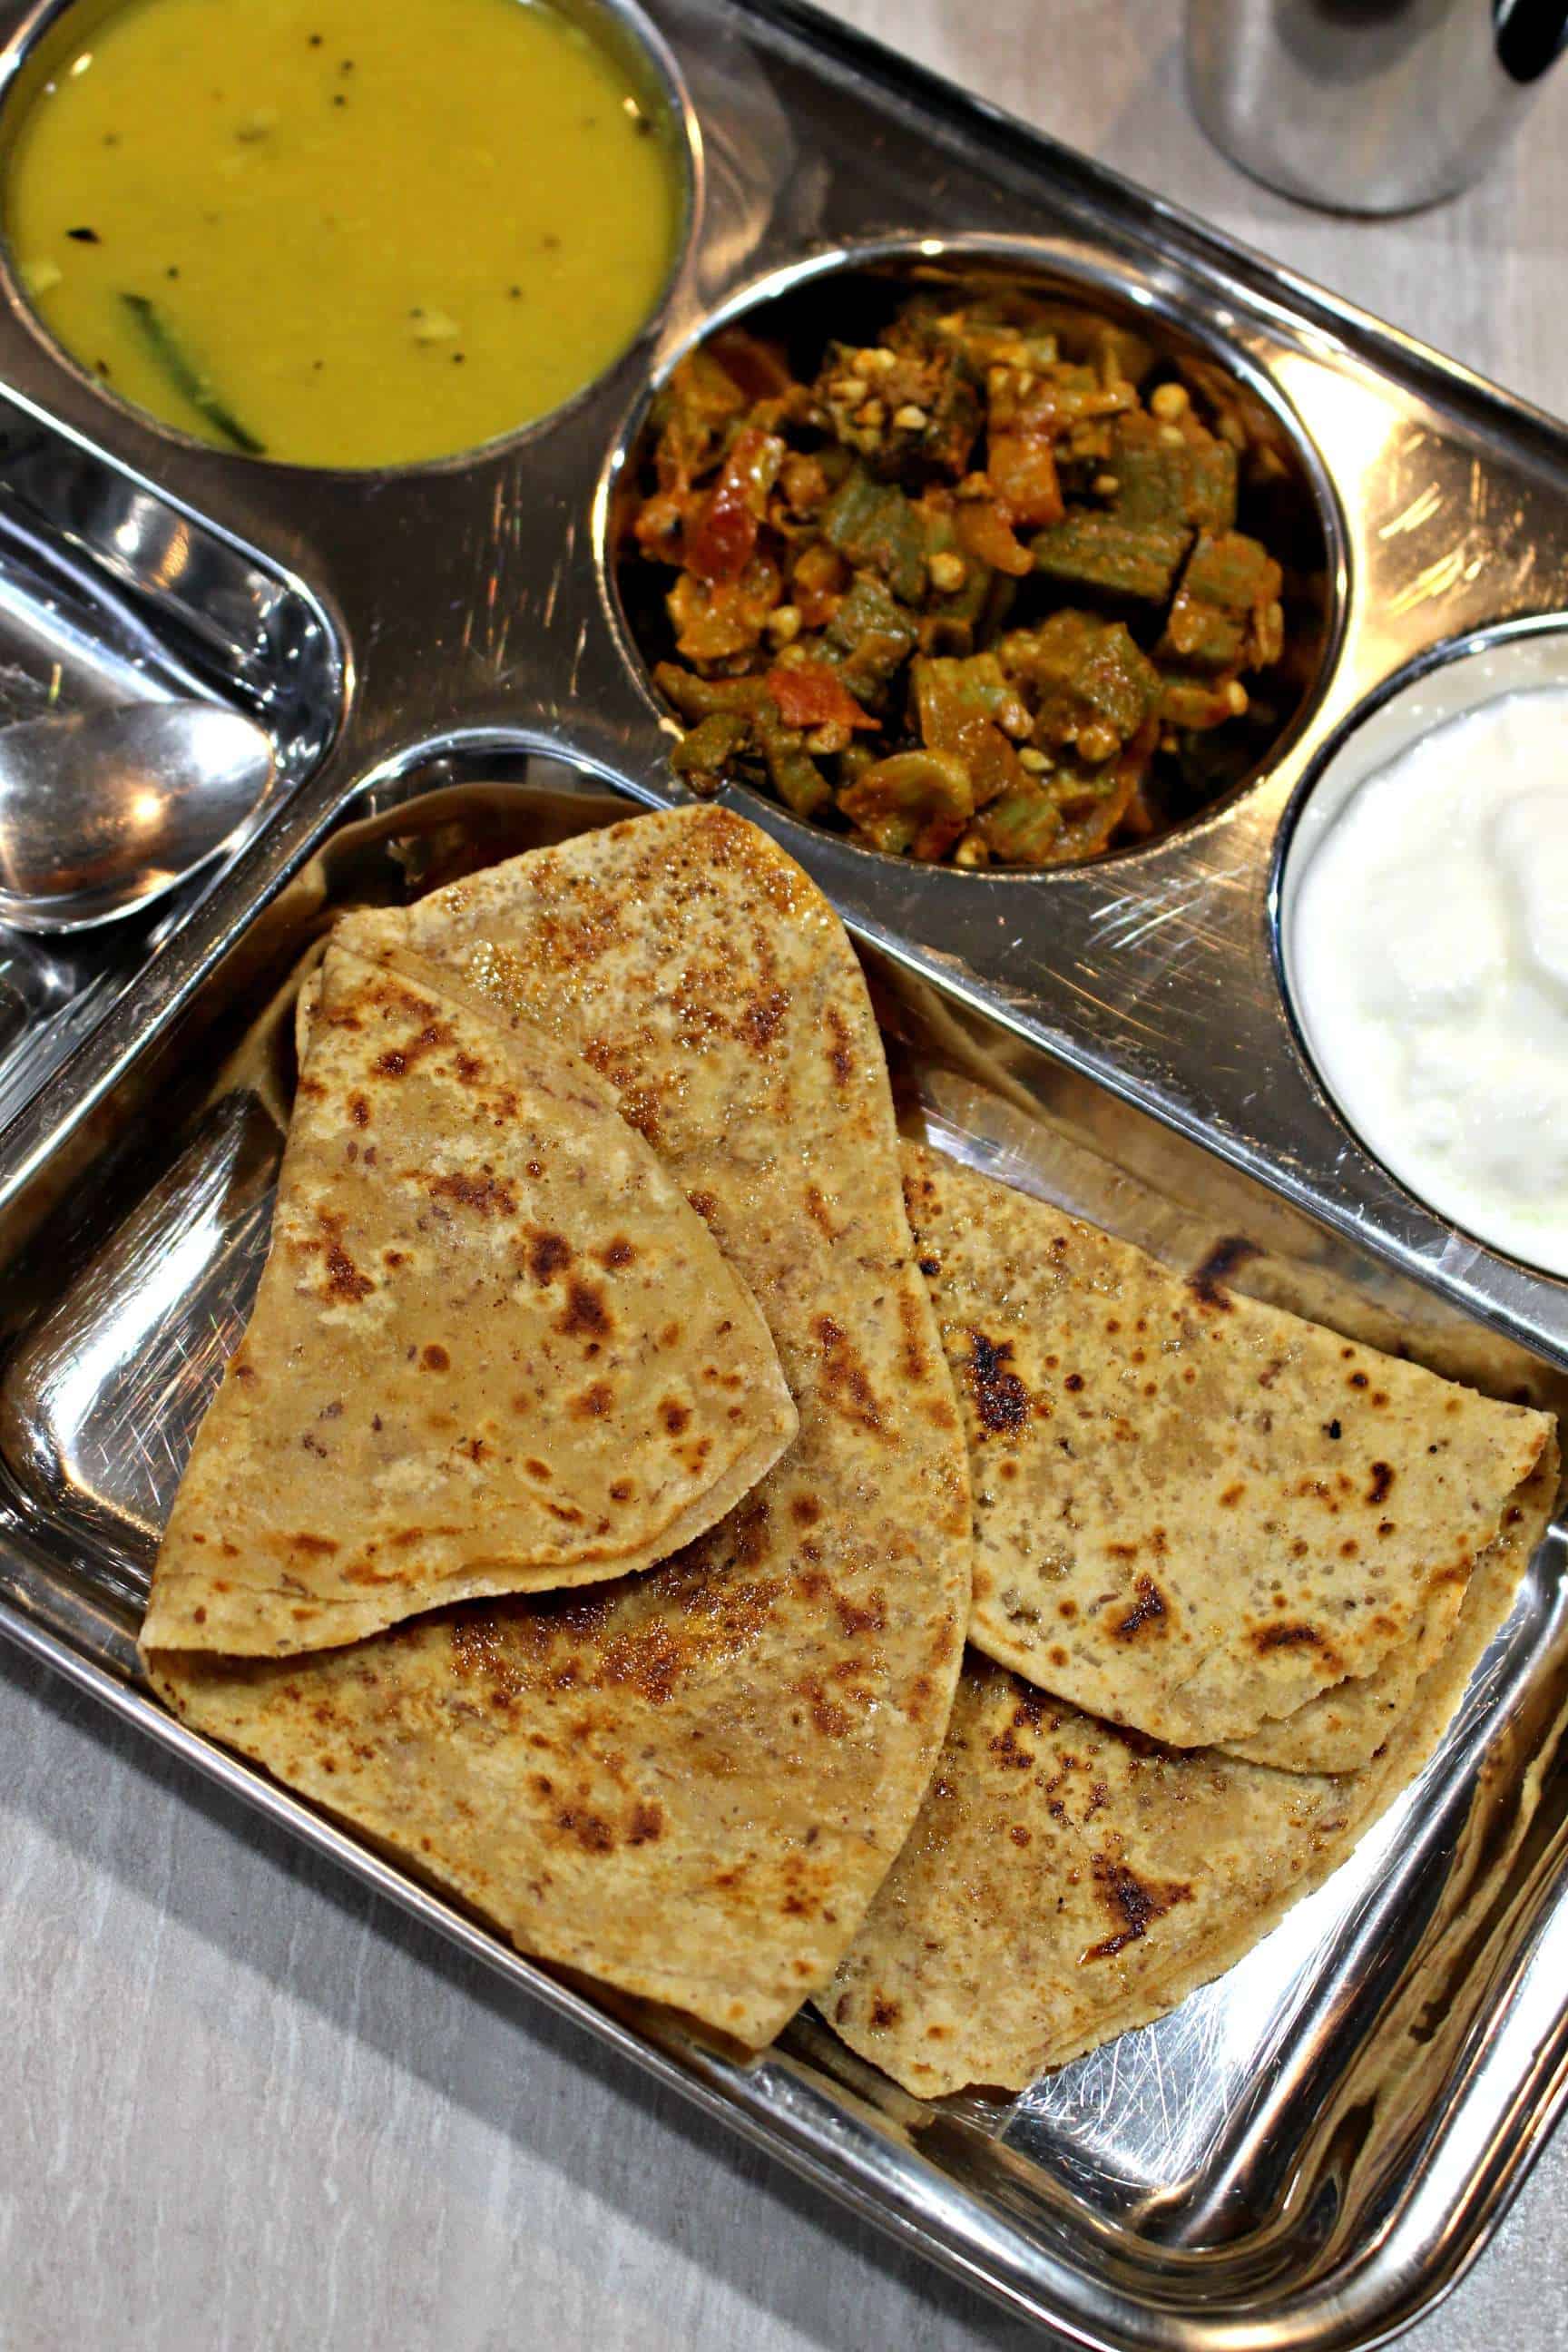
[142,808,973,2048]
[828,1147,1556,2093]
[139,809,1558,2097]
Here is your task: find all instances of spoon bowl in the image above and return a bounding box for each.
[0,700,277,936]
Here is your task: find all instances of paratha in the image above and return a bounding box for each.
[901,1142,1552,1746]
[829,1440,1557,2095]
[149,808,972,2047]
[142,944,797,1657]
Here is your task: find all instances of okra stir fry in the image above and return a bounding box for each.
[625,289,1293,867]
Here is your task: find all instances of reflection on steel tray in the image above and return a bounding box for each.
[2,3,1568,2348]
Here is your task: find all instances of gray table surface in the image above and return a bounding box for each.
[6,7,1568,2348]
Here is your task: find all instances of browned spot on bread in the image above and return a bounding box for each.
[1083,1855,1192,1962]
[1220,1481,1246,1507]
[367,1009,456,1083]
[804,1183,841,1240]
[339,1561,401,1587]
[609,1479,634,1503]
[730,1494,771,1570]
[523,1456,552,1480]
[742,986,789,1053]
[573,1382,614,1418]
[791,1494,823,1528]
[1188,1233,1262,1310]
[1112,1577,1169,1640]
[420,1344,450,1373]
[833,1588,887,1639]
[289,1534,339,1556]
[322,1231,373,1302]
[799,1678,851,1737]
[525,1230,573,1284]
[897,1291,930,1382]
[556,1808,614,1854]
[556,1279,612,1340]
[965,1330,1029,1436]
[627,1801,663,1845]
[597,1236,636,1269]
[1367,1461,1395,1505]
[661,1398,691,1436]
[348,1093,370,1127]
[1009,1682,1046,1733]
[428,1170,518,1216]
[596,1070,661,1146]
[824,1004,854,1086]
[546,1501,585,1526]
[869,1994,901,2029]
[812,1313,888,1436]
[1252,1621,1333,1657]
[987,1720,1034,1769]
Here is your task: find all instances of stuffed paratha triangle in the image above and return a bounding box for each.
[900,1143,1552,1747]
[142,941,797,1657]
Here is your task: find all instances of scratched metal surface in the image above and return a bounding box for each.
[2,0,1568,2345]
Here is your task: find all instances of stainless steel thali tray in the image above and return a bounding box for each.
[4,2,1568,2345]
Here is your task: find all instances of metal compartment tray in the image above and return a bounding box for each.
[2,2,1568,2346]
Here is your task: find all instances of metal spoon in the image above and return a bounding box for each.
[0,700,277,936]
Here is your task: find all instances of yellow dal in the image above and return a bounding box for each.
[5,0,680,467]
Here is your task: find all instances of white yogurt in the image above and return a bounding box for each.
[1289,685,1568,1274]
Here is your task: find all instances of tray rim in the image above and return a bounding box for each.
[1,0,1567,2341]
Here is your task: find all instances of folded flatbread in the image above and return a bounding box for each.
[149,808,972,2047]
[901,1143,1553,1747]
[829,1440,1557,2095]
[141,944,797,1657]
